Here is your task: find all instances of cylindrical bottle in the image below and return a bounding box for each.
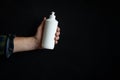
[42,11,58,49]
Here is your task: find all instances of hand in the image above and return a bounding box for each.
[55,26,60,44]
[34,17,60,49]
[13,17,60,53]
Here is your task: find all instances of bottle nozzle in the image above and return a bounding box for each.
[51,11,55,15]
[49,11,56,19]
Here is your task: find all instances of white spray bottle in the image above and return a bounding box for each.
[42,11,58,49]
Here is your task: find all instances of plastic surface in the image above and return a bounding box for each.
[41,12,58,49]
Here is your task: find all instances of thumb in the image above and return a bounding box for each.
[39,17,46,30]
[35,17,46,38]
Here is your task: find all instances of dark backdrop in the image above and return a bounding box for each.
[0,0,118,80]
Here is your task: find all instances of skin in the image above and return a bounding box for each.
[13,17,60,53]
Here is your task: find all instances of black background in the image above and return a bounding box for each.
[0,0,119,80]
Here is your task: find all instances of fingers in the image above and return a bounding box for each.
[55,36,60,40]
[55,27,60,36]
[55,36,59,44]
[55,31,60,37]
[55,27,60,44]
[57,27,60,32]
[55,41,58,44]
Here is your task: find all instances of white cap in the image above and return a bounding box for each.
[49,11,56,19]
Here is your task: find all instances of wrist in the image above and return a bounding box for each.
[32,36,41,50]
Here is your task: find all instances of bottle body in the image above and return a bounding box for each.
[42,18,58,49]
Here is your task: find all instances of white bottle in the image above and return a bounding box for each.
[42,11,58,49]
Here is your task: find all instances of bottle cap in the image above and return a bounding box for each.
[49,11,56,19]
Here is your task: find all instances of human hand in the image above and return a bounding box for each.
[34,17,60,49]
